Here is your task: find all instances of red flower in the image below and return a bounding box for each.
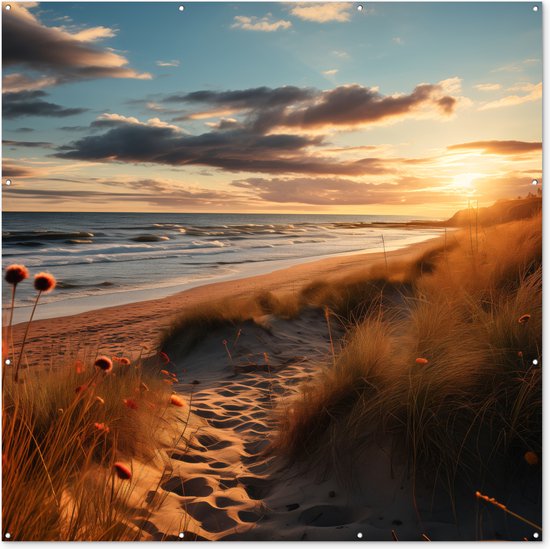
[34,272,56,292]
[170,394,185,407]
[415,357,429,365]
[123,398,138,410]
[113,462,132,480]
[5,264,29,286]
[94,422,110,433]
[94,356,113,373]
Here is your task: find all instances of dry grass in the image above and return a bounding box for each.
[3,315,189,540]
[273,210,542,491]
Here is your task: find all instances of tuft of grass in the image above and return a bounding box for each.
[273,212,542,493]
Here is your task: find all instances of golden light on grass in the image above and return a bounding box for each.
[5,264,29,286]
[170,394,185,407]
[113,462,132,480]
[33,272,56,293]
[518,313,531,324]
[415,357,429,365]
[524,451,539,466]
[94,356,113,373]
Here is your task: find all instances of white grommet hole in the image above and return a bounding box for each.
[532,359,539,366]
[357,532,363,539]
[357,5,363,11]
[5,359,11,365]
[533,5,539,11]
[178,532,185,539]
[5,179,12,186]
[178,5,184,11]
[533,532,540,539]
[5,4,11,11]
[532,179,539,185]
[4,532,11,539]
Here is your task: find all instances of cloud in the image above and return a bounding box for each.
[231,14,292,32]
[478,82,541,111]
[3,90,88,119]
[55,113,398,176]
[492,58,540,73]
[156,60,180,67]
[290,3,353,23]
[322,69,338,77]
[3,73,58,93]
[278,81,459,130]
[392,37,404,45]
[2,163,39,177]
[448,140,542,155]
[3,139,53,149]
[232,176,457,206]
[3,3,150,87]
[474,83,501,92]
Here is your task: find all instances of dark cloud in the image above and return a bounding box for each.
[448,140,542,155]
[3,139,53,148]
[2,163,37,177]
[56,117,393,176]
[14,127,34,133]
[2,4,149,90]
[3,90,88,119]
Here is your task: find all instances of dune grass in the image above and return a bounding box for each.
[3,287,190,540]
[272,211,542,492]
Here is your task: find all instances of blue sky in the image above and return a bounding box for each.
[2,2,543,214]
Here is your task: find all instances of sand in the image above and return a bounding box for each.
[12,232,535,541]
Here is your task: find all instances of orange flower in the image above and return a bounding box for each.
[123,398,138,410]
[113,462,132,480]
[415,357,429,365]
[34,272,56,293]
[94,422,110,433]
[160,369,171,376]
[94,356,113,373]
[170,394,185,407]
[524,451,539,466]
[518,314,531,324]
[5,264,29,286]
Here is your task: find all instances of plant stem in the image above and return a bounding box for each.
[14,290,42,382]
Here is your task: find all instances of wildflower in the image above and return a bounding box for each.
[113,462,132,480]
[5,264,29,286]
[33,272,56,293]
[160,369,171,376]
[123,398,138,410]
[95,396,105,405]
[74,359,85,374]
[159,351,170,364]
[518,314,531,324]
[415,357,429,365]
[94,356,113,373]
[475,490,507,511]
[170,394,185,407]
[524,451,539,466]
[94,422,110,434]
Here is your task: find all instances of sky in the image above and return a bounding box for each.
[2,1,543,216]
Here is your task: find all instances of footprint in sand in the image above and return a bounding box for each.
[170,452,209,463]
[216,496,241,508]
[196,434,234,451]
[238,476,271,500]
[183,501,237,533]
[238,510,262,523]
[162,476,214,498]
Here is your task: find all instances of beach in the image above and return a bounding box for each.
[11,232,445,364]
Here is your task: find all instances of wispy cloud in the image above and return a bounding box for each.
[3,90,88,119]
[492,58,540,73]
[231,14,292,32]
[447,140,541,155]
[322,69,338,77]
[474,83,501,92]
[156,60,180,67]
[478,82,541,111]
[290,2,353,23]
[392,37,404,45]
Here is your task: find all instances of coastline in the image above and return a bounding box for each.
[11,232,447,363]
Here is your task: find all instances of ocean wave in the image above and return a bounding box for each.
[3,231,96,242]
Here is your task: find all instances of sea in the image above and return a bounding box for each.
[2,212,444,322]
